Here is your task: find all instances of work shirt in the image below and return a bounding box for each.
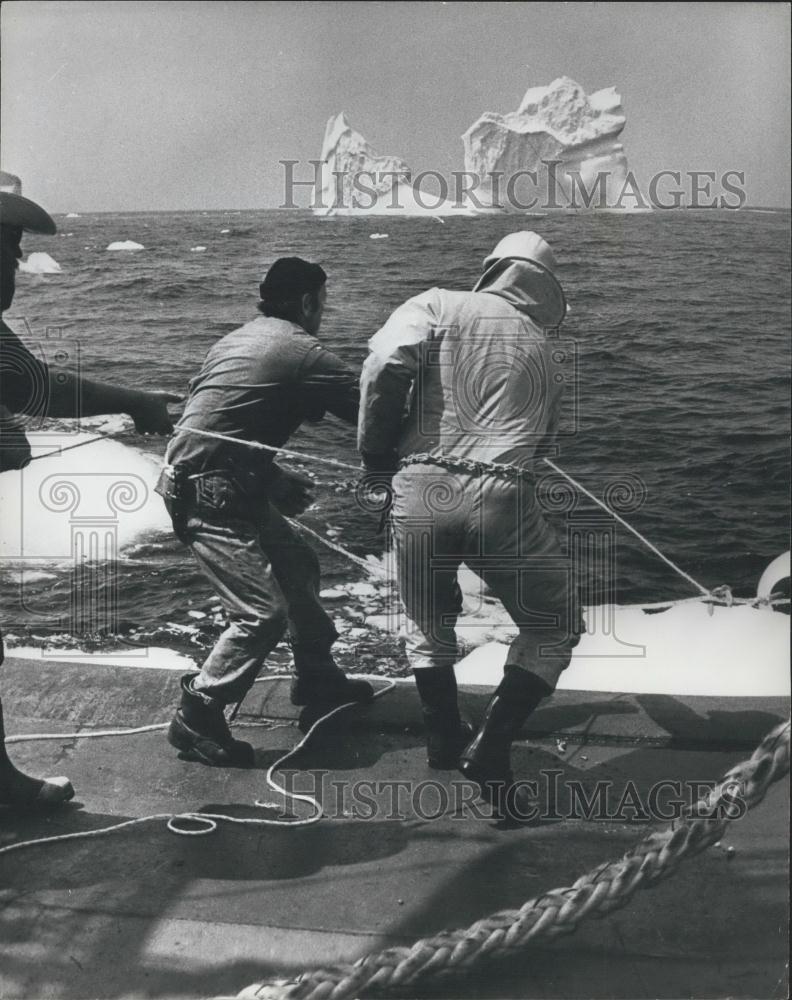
[358,260,567,471]
[167,316,359,490]
[0,318,50,471]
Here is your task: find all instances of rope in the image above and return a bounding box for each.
[22,424,787,612]
[22,427,788,624]
[27,433,113,463]
[23,423,759,604]
[542,458,712,598]
[288,518,392,579]
[0,674,395,856]
[635,594,789,612]
[172,424,362,475]
[235,718,791,1000]
[168,432,729,600]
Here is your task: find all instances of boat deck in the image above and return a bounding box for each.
[1,654,789,999]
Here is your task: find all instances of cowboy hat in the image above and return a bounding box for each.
[0,171,56,235]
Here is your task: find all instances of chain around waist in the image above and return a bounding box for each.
[398,452,534,482]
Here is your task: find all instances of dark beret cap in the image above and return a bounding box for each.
[259,257,327,301]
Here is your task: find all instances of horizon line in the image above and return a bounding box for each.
[45,204,792,215]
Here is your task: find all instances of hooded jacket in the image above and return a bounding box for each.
[358,260,567,470]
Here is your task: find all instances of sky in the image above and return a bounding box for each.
[1,1,790,212]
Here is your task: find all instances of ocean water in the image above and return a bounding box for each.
[1,209,790,652]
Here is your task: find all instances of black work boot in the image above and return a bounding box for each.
[0,698,74,807]
[290,643,374,707]
[458,666,553,820]
[413,666,475,769]
[168,674,255,767]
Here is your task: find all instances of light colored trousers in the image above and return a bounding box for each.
[391,465,582,689]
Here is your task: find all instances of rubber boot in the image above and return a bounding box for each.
[458,666,553,820]
[290,642,374,707]
[412,666,475,769]
[0,698,74,807]
[168,674,255,767]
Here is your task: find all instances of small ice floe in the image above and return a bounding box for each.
[165,622,199,635]
[18,252,62,275]
[365,612,401,632]
[106,240,144,251]
[187,609,207,620]
[220,229,230,234]
[190,245,207,252]
[0,569,57,584]
[347,582,378,598]
[65,212,81,218]
[319,588,347,600]
[369,233,389,240]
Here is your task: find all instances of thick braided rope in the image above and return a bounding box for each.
[238,719,790,1000]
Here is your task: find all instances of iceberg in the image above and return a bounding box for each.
[18,252,62,275]
[0,432,170,562]
[462,77,646,212]
[106,240,144,251]
[313,113,472,217]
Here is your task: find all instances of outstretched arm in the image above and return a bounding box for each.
[47,373,180,434]
[299,345,360,426]
[357,290,439,468]
[0,323,179,433]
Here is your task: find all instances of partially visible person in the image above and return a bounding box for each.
[358,231,583,820]
[158,256,373,769]
[0,171,179,808]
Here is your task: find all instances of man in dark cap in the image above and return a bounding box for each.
[159,256,372,768]
[0,172,179,808]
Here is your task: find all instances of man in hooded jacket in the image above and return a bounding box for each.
[358,232,582,820]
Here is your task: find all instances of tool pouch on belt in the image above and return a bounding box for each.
[154,464,192,543]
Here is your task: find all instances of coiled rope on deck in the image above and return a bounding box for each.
[0,675,395,854]
[235,718,791,1000]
